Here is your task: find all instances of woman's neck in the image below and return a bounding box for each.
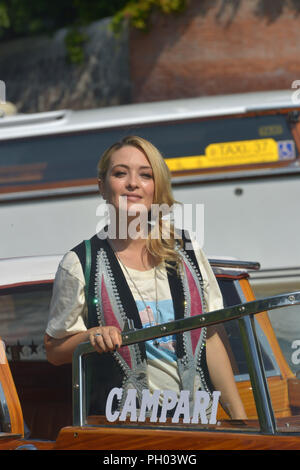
[107,236,155,271]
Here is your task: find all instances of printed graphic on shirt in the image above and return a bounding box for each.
[136,299,177,362]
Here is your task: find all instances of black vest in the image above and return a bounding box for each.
[72,232,213,414]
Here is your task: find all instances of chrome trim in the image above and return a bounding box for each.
[0,90,296,139]
[0,184,98,203]
[0,109,69,128]
[250,266,300,281]
[238,315,276,434]
[15,444,38,450]
[234,369,281,383]
[171,164,300,187]
[72,290,300,428]
[72,351,84,428]
[209,259,260,271]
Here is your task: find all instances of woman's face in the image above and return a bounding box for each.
[99,145,155,216]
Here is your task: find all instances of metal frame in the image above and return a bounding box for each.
[234,281,276,434]
[72,291,300,432]
[209,259,260,271]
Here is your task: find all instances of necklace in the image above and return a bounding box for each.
[109,242,161,327]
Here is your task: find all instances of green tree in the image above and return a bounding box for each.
[111,0,188,33]
[0,1,129,39]
[0,0,189,40]
[0,2,9,37]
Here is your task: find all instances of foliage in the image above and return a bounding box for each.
[65,27,88,64]
[0,2,9,37]
[0,0,188,40]
[111,0,188,33]
[0,0,189,63]
[0,1,129,39]
[2,0,300,40]
[0,0,130,63]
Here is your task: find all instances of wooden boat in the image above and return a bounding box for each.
[1,255,300,450]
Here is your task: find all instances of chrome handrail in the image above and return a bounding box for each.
[209,259,260,271]
[72,291,300,430]
[238,314,276,434]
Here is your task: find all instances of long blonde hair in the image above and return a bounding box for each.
[97,136,183,269]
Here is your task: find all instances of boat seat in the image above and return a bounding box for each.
[9,360,72,440]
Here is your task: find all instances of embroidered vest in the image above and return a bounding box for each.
[72,233,214,414]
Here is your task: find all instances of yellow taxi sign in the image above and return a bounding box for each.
[165,138,279,171]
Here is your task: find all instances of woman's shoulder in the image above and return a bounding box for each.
[59,233,108,282]
[57,250,85,284]
[60,250,81,269]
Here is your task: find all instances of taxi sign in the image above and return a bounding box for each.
[165,138,282,171]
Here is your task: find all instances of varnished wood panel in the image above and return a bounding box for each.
[53,425,300,450]
[216,375,291,421]
[10,361,73,440]
[0,437,54,450]
[0,338,24,435]
[239,279,295,380]
[288,378,300,409]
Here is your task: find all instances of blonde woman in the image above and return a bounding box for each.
[44,136,246,420]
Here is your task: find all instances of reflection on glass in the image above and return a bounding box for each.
[269,306,300,378]
[81,337,260,432]
[266,305,300,432]
[0,288,52,361]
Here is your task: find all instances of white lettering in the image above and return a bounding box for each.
[105,387,122,422]
[138,389,160,422]
[191,390,210,424]
[105,388,221,424]
[147,454,197,465]
[95,202,109,237]
[159,390,178,422]
[172,203,205,249]
[119,388,138,422]
[103,454,138,467]
[291,80,300,104]
[96,200,205,247]
[209,391,221,424]
[0,80,5,104]
[172,390,190,423]
[291,339,300,365]
[127,204,148,240]
[150,203,172,240]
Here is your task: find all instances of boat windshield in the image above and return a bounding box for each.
[73,291,300,434]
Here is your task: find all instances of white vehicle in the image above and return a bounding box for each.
[0,89,300,298]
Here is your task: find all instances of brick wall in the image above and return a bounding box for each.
[129,0,300,102]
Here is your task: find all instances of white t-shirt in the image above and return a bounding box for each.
[46,240,223,395]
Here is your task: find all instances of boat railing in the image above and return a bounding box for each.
[72,291,300,434]
[209,259,260,271]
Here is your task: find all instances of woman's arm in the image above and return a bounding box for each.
[44,330,91,365]
[206,326,247,419]
[44,325,123,366]
[44,251,121,366]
